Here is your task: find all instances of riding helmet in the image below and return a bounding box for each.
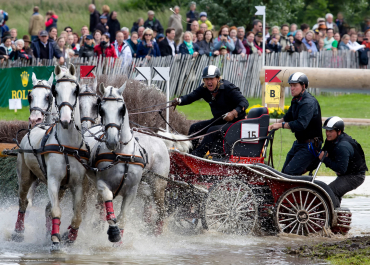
[202,65,221,79]
[288,72,309,89]
[322,116,345,132]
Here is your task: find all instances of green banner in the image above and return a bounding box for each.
[0,66,55,108]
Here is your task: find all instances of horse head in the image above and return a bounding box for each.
[98,82,127,151]
[53,64,80,129]
[79,78,99,130]
[28,72,54,127]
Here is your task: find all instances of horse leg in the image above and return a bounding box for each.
[45,188,67,238]
[64,183,84,245]
[93,194,106,232]
[150,177,167,236]
[13,155,37,242]
[47,177,63,251]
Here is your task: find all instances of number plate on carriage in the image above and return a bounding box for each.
[241,123,259,143]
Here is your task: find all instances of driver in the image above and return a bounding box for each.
[172,65,249,157]
[268,72,323,175]
[320,116,368,203]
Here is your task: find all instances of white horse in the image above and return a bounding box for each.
[13,64,88,251]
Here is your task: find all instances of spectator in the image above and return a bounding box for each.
[219,45,228,57]
[200,23,208,33]
[326,13,339,34]
[0,10,9,39]
[198,30,219,56]
[302,30,317,54]
[93,30,102,46]
[80,26,89,41]
[9,39,31,60]
[178,31,201,57]
[64,26,73,35]
[79,34,95,59]
[279,24,291,52]
[22,35,33,57]
[324,28,337,50]
[237,26,245,42]
[157,33,165,42]
[137,28,160,59]
[347,33,365,51]
[336,13,348,36]
[312,18,325,31]
[66,34,77,54]
[319,24,327,36]
[338,34,350,50]
[144,10,164,35]
[45,11,58,32]
[266,26,279,43]
[293,30,307,52]
[96,15,108,34]
[72,32,80,50]
[108,11,120,43]
[264,23,271,41]
[254,32,266,53]
[10,28,17,43]
[127,31,139,58]
[121,27,130,40]
[49,27,57,42]
[55,37,70,58]
[267,33,282,53]
[152,29,158,42]
[357,32,364,45]
[186,2,199,31]
[229,26,245,54]
[243,31,261,55]
[214,25,235,53]
[101,5,110,17]
[131,18,144,33]
[159,28,176,56]
[168,6,183,44]
[287,23,297,37]
[251,19,262,35]
[94,32,117,58]
[190,21,200,41]
[113,31,132,65]
[317,39,325,51]
[31,30,63,63]
[138,26,145,39]
[313,29,321,48]
[59,31,68,40]
[362,30,370,49]
[301,23,310,36]
[89,4,100,33]
[362,19,370,33]
[195,30,204,44]
[198,12,212,30]
[334,32,341,44]
[0,36,12,59]
[28,6,44,41]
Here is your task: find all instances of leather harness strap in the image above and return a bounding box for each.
[94,152,145,168]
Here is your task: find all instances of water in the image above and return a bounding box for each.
[0,178,369,265]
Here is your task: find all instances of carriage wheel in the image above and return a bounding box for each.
[203,179,258,234]
[276,187,330,235]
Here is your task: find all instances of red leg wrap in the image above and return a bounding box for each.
[67,225,79,242]
[154,220,164,236]
[105,201,116,221]
[120,229,124,237]
[15,211,25,233]
[51,218,61,236]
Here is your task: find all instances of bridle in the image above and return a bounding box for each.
[79,90,99,125]
[28,83,54,122]
[51,78,80,121]
[99,96,127,133]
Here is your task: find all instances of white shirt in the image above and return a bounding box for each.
[347,40,365,51]
[167,37,175,56]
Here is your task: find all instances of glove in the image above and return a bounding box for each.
[223,109,238,122]
[171,98,181,107]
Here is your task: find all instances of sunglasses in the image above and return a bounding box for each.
[66,30,72,32]
[144,34,152,36]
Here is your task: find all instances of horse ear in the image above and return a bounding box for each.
[32,72,38,86]
[118,81,127,95]
[99,83,105,95]
[47,73,54,87]
[55,65,61,76]
[69,64,76,76]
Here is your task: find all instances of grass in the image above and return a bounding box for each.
[1,0,188,39]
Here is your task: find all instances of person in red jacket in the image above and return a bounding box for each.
[45,10,58,32]
[94,32,117,58]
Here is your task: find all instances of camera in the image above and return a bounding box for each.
[223,34,228,37]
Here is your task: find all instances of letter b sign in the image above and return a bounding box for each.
[270,90,275,98]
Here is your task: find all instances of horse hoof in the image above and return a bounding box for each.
[11,232,24,242]
[107,226,121,242]
[50,242,61,252]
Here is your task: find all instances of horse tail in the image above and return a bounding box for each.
[157,131,192,153]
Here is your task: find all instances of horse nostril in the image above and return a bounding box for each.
[36,118,42,123]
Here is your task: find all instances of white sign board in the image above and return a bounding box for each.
[9,99,22,110]
[241,123,259,144]
[134,67,151,81]
[153,67,170,81]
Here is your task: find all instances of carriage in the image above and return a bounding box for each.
[165,107,352,236]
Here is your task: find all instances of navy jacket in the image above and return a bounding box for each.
[323,133,368,175]
[143,18,164,34]
[136,41,161,58]
[90,10,101,33]
[179,79,249,121]
[283,90,323,142]
[178,42,203,55]
[31,40,61,59]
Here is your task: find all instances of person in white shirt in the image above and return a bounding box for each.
[325,13,339,33]
[113,31,132,66]
[120,27,131,40]
[347,33,365,51]
[158,27,176,56]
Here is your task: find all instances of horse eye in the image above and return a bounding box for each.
[46,95,49,100]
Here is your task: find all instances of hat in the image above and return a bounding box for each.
[314,28,320,34]
[200,12,207,17]
[22,35,31,42]
[39,30,48,37]
[318,24,327,30]
[85,35,93,40]
[220,45,227,50]
[103,32,110,38]
[265,23,271,29]
[256,31,263,37]
[157,33,164,39]
[100,15,108,19]
[317,18,325,23]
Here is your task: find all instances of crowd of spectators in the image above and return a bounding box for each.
[0,3,370,65]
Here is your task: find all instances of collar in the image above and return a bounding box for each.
[166,37,174,44]
[292,90,307,102]
[40,40,48,46]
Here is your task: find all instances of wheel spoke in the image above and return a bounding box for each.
[305,196,317,212]
[307,222,316,233]
[279,217,296,223]
[282,220,297,231]
[216,216,230,232]
[284,197,298,212]
[310,217,326,221]
[307,203,323,213]
[279,212,297,217]
[308,219,323,229]
[281,203,296,213]
[207,215,227,228]
[304,223,310,234]
[237,209,256,214]
[296,223,301,235]
[299,190,303,211]
[292,192,300,210]
[303,191,309,209]
[232,184,242,208]
[290,222,298,233]
[206,212,228,217]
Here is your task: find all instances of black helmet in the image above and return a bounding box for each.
[202,65,221,79]
[288,72,309,89]
[323,116,345,132]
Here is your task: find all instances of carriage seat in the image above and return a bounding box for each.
[223,107,270,158]
[256,163,340,208]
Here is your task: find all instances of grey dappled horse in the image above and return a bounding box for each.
[13,64,88,251]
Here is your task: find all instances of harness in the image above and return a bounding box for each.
[79,90,99,124]
[28,84,54,124]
